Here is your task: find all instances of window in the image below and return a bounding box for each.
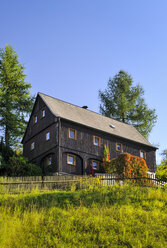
[31,142,35,150]
[116,143,123,152]
[67,154,76,165]
[92,160,99,170]
[140,150,146,159]
[33,115,37,124]
[41,109,45,118]
[45,131,50,141]
[93,136,100,146]
[68,128,77,139]
[46,156,52,166]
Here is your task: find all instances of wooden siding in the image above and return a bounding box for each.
[23,95,56,143]
[22,95,156,175]
[23,95,59,174]
[23,122,59,161]
[60,119,156,172]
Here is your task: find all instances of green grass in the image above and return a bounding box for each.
[0,184,167,247]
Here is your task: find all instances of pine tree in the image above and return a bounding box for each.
[99,70,157,138]
[0,45,34,148]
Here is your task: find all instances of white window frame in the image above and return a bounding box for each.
[31,142,35,150]
[41,109,45,118]
[33,115,37,124]
[45,131,50,141]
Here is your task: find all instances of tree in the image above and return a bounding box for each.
[156,150,167,181]
[7,155,42,176]
[99,70,157,138]
[161,149,167,161]
[0,45,34,148]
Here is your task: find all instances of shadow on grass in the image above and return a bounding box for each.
[0,184,166,212]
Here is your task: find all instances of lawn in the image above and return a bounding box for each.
[0,183,167,248]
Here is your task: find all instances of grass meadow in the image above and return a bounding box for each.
[0,183,167,248]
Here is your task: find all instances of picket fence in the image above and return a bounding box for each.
[0,172,166,193]
[96,172,166,187]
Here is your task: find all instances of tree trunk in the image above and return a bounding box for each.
[5,125,9,148]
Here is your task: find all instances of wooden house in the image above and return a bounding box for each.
[22,93,157,175]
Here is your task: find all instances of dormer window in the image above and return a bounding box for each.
[31,142,35,150]
[116,143,123,152]
[33,115,37,124]
[45,131,50,141]
[41,109,45,118]
[93,136,100,146]
[68,128,77,140]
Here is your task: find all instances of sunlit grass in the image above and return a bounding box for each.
[0,184,167,247]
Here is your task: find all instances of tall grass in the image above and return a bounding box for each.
[0,184,167,247]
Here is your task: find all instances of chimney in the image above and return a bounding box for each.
[82,106,88,109]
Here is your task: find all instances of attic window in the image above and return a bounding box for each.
[33,115,37,124]
[110,124,115,128]
[41,109,45,118]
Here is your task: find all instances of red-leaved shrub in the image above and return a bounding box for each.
[103,153,148,178]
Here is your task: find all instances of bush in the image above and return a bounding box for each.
[156,150,167,181]
[104,153,148,177]
[156,163,167,181]
[6,155,42,176]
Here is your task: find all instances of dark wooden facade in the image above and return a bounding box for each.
[22,95,157,175]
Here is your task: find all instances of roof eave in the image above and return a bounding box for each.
[60,117,158,150]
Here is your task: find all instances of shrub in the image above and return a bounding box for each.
[6,155,42,176]
[156,150,167,181]
[103,153,148,178]
[156,163,167,181]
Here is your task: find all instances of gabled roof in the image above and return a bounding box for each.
[38,92,156,149]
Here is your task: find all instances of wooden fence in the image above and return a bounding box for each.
[0,175,84,193]
[0,172,166,193]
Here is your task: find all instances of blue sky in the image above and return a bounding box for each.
[1,0,167,163]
